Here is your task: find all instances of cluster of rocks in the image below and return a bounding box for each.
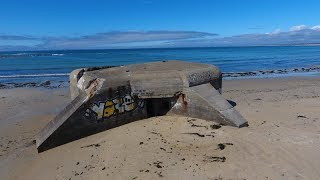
[223,66,320,78]
[0,80,69,89]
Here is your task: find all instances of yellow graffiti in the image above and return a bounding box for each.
[85,94,141,120]
[104,100,115,118]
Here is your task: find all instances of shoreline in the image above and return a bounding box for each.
[0,80,70,89]
[1,65,320,89]
[223,65,320,78]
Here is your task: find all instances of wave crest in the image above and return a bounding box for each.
[0,53,65,58]
[0,73,69,78]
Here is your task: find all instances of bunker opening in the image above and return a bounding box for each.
[145,97,177,117]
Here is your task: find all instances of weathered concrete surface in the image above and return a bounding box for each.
[169,83,247,127]
[36,60,247,152]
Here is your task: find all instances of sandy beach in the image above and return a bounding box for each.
[0,77,320,180]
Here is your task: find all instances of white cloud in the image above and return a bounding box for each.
[311,25,320,31]
[40,31,217,49]
[169,26,320,47]
[269,29,281,35]
[0,34,38,40]
[289,25,307,31]
[2,25,320,51]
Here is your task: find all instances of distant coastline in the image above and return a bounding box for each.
[2,43,320,53]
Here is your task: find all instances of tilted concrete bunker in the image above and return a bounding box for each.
[36,60,247,152]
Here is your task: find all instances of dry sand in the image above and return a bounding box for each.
[0,77,320,180]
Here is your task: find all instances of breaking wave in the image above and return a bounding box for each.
[0,73,69,78]
[0,53,65,58]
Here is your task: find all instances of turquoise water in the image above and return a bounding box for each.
[1,46,320,83]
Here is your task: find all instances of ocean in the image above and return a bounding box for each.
[1,46,320,87]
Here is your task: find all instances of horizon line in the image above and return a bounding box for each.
[1,43,320,53]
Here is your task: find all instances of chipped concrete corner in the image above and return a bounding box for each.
[36,60,248,152]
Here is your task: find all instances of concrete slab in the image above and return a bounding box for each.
[36,60,247,152]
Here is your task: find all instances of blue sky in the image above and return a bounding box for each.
[1,0,320,50]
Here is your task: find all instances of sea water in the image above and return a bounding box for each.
[1,46,320,84]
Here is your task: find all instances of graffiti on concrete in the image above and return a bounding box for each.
[84,94,144,121]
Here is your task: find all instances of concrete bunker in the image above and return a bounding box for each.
[36,60,248,152]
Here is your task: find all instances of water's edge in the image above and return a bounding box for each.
[1,65,319,89]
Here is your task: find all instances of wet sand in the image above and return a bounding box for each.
[0,77,320,179]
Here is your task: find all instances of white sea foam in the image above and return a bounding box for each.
[13,53,28,55]
[0,53,65,58]
[0,73,69,78]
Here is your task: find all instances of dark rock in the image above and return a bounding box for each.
[203,156,226,162]
[183,132,205,137]
[82,143,100,148]
[86,66,116,71]
[153,161,163,168]
[210,124,222,129]
[40,81,51,86]
[217,143,233,150]
[0,84,7,88]
[217,143,226,150]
